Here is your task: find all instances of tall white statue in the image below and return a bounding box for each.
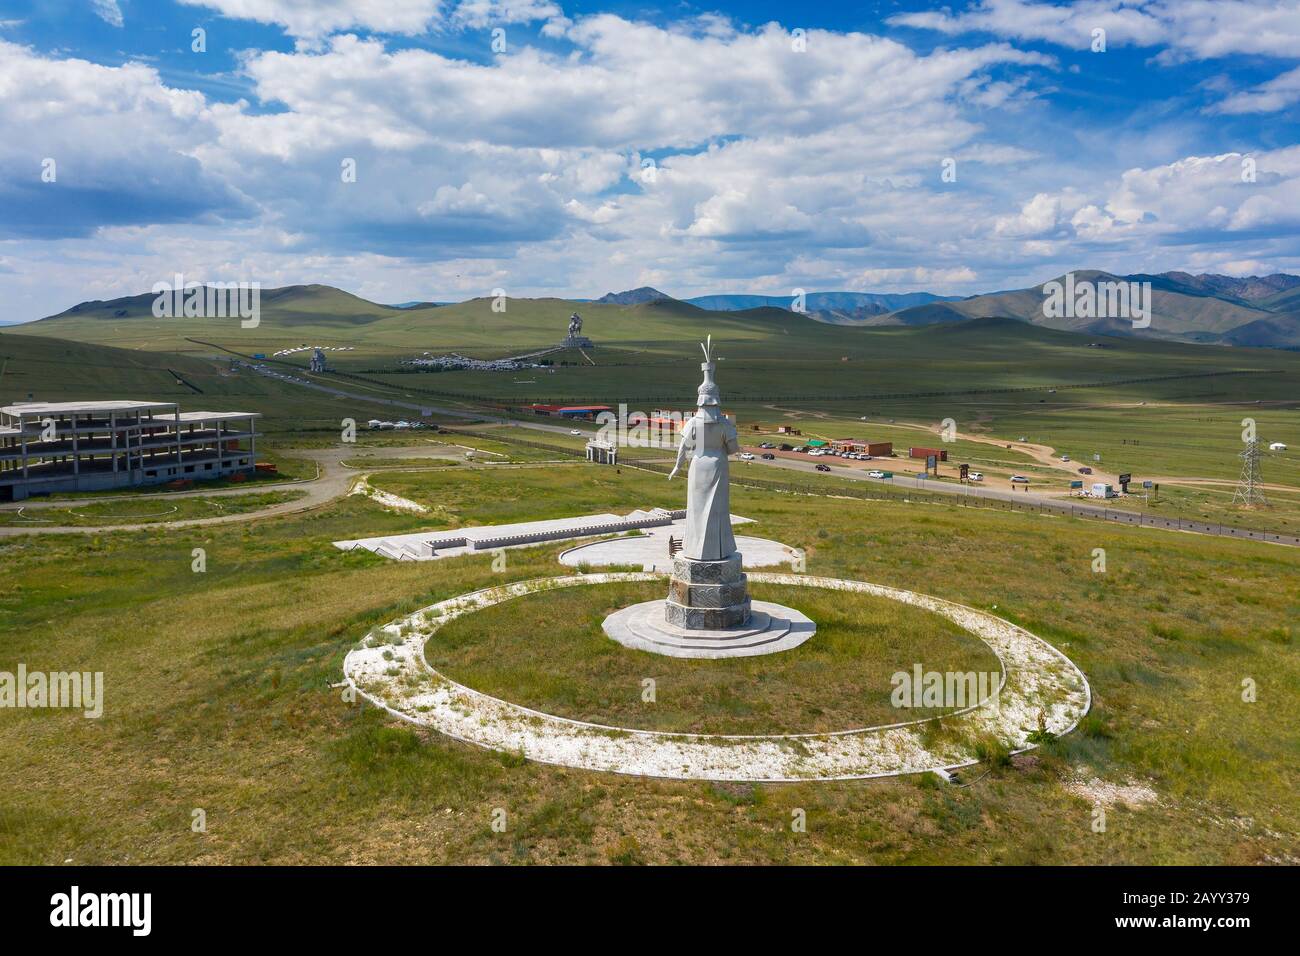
[601,332,815,654]
[669,336,740,561]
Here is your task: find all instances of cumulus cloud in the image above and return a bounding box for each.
[0,40,250,239]
[891,0,1300,62]
[179,0,565,39]
[1,10,1298,320]
[177,0,445,39]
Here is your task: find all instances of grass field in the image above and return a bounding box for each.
[425,578,999,735]
[0,490,307,527]
[1,462,1296,864]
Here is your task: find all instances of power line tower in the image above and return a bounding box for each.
[1232,440,1270,508]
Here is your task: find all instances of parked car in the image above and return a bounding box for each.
[739,452,755,460]
[759,442,774,449]
[867,470,886,479]
[1060,455,1071,462]
[760,452,775,460]
[778,443,793,451]
[570,429,582,436]
[1010,475,1030,483]
[1078,466,1092,475]
[968,472,984,481]
[815,463,831,472]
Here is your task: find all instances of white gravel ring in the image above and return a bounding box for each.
[342,572,1091,782]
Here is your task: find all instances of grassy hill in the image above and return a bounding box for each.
[17,287,1300,404]
[22,286,833,359]
[26,277,1300,356]
[0,330,405,437]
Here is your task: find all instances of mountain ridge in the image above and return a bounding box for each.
[21,270,1300,350]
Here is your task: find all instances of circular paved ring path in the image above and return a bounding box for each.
[343,572,1091,782]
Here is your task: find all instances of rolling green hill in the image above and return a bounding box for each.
[21,286,845,360]
[0,330,405,436]
[25,276,1300,356]
[17,286,1300,405]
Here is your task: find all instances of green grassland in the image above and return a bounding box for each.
[11,292,1299,489]
[425,578,998,734]
[0,331,411,442]
[0,490,307,527]
[0,462,1296,864]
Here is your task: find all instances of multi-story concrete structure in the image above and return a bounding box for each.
[0,400,259,501]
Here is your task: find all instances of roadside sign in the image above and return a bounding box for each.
[1142,480,1152,489]
[1118,473,1132,484]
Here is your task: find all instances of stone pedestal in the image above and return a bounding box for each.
[664,553,751,629]
[601,548,815,659]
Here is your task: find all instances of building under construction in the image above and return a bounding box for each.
[0,400,259,501]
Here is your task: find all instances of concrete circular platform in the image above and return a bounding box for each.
[602,598,816,658]
[342,572,1092,782]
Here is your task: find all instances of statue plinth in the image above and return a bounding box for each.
[664,553,750,629]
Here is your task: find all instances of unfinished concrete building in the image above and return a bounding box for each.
[0,400,259,501]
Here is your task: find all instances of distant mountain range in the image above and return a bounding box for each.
[877,271,1300,348]
[21,270,1300,350]
[589,286,960,324]
[593,272,1300,348]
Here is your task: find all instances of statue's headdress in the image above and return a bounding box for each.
[697,335,720,407]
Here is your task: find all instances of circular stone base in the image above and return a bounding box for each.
[602,598,816,658]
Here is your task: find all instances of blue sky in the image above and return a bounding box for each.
[1,0,1298,321]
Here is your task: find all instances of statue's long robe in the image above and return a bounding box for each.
[680,413,739,560]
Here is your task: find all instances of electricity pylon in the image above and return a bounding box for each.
[1232,440,1269,508]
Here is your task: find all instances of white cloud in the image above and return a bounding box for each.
[179,0,566,39]
[177,0,446,39]
[892,0,1300,62]
[1215,64,1300,114]
[452,0,563,29]
[1,12,1298,320]
[90,0,124,28]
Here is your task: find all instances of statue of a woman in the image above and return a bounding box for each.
[668,336,740,561]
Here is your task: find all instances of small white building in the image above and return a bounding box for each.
[586,439,617,464]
